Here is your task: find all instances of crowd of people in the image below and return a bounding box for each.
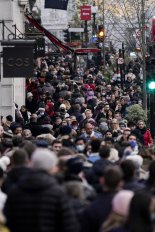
[0,53,154,232]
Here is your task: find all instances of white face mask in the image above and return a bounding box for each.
[76,145,85,152]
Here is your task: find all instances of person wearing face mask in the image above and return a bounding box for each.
[37,108,47,125]
[122,134,139,161]
[71,120,79,131]
[59,104,69,120]
[127,134,139,155]
[75,138,86,153]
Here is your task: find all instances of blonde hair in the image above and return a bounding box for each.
[137,120,146,127]
[100,212,126,232]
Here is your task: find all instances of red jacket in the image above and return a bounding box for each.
[143,129,153,147]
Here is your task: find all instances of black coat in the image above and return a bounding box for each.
[2,166,31,194]
[4,170,79,232]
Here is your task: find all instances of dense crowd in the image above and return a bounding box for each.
[0,53,155,232]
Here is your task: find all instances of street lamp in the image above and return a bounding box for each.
[141,0,147,111]
[102,0,105,68]
[91,4,98,37]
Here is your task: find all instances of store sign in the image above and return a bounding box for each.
[3,46,34,77]
[81,6,91,21]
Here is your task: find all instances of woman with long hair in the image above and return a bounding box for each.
[101,191,155,232]
[126,191,154,232]
[100,190,134,232]
[136,120,153,147]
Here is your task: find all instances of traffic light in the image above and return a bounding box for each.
[148,80,155,90]
[63,29,70,43]
[146,58,155,91]
[97,25,105,42]
[70,32,80,41]
[147,73,155,91]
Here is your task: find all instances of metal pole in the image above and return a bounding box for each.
[92,1,96,38]
[119,49,124,90]
[92,13,96,37]
[102,0,105,68]
[141,0,147,111]
[84,20,88,48]
[14,24,17,39]
[122,42,125,87]
[150,92,155,138]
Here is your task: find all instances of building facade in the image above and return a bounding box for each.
[0,0,27,118]
[38,0,68,41]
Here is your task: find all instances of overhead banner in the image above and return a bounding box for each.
[3,46,34,78]
[44,0,69,10]
[81,6,91,21]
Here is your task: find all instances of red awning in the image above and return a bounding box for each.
[25,12,74,53]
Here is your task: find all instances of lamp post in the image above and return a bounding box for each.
[141,0,147,111]
[92,4,97,38]
[102,0,105,68]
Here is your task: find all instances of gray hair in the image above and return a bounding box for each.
[31,148,58,172]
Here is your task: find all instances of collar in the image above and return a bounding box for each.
[85,131,94,137]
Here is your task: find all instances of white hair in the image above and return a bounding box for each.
[31,149,58,172]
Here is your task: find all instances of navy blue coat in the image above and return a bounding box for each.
[81,191,115,232]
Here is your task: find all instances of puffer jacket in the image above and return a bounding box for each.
[4,170,79,232]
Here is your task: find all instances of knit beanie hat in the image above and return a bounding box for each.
[60,125,72,135]
[112,190,134,217]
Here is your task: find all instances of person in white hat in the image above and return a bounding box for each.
[101,190,134,232]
